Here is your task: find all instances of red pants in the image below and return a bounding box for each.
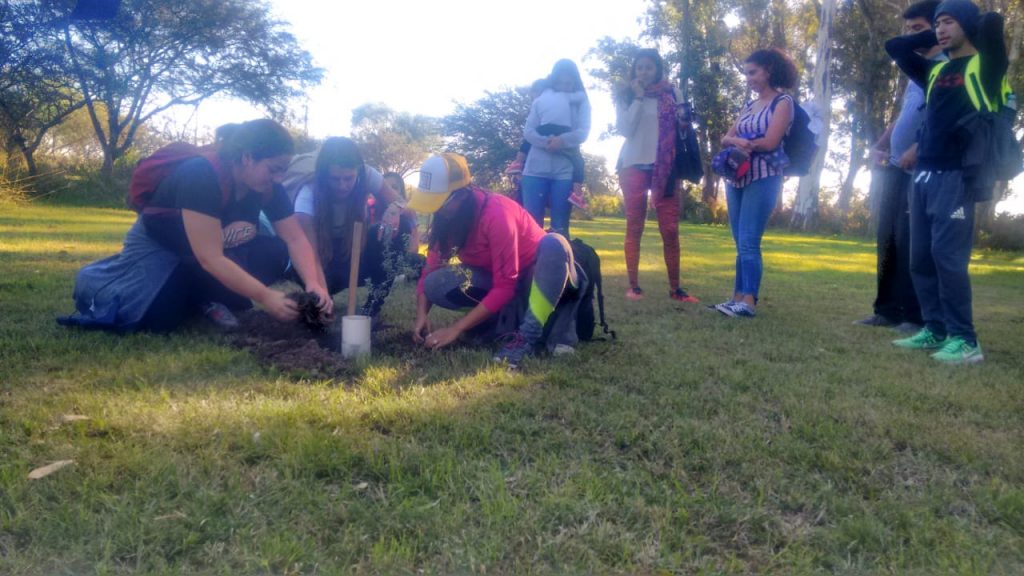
[619,166,681,290]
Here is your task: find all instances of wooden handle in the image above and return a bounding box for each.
[347,221,364,316]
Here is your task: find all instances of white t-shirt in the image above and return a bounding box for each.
[293,165,384,216]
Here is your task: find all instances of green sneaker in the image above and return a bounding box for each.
[892,328,946,350]
[930,337,984,364]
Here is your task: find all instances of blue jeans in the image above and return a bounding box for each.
[521,175,572,237]
[726,176,781,300]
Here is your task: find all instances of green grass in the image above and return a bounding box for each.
[2,205,1023,574]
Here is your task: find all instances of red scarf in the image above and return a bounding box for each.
[645,80,677,196]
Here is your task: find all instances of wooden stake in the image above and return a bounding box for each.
[347,221,364,316]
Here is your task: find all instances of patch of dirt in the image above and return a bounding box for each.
[227,306,348,379]
[222,294,427,378]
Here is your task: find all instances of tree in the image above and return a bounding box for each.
[442,87,534,188]
[791,0,836,230]
[351,103,441,178]
[62,0,322,178]
[0,1,83,175]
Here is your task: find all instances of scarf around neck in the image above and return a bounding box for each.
[644,80,678,197]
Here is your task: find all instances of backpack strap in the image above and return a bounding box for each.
[593,265,615,339]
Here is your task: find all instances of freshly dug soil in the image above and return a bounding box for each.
[222,294,426,378]
[227,309,349,378]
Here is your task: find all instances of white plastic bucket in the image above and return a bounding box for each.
[341,315,371,359]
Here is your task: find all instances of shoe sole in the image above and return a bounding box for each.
[931,352,985,364]
[892,342,945,350]
[715,303,737,317]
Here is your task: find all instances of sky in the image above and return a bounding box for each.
[179,0,1022,215]
[187,0,651,173]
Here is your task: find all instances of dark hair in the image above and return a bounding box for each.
[744,48,799,91]
[616,48,665,106]
[902,0,941,22]
[312,136,366,264]
[382,171,406,199]
[215,119,294,164]
[547,59,586,94]
[427,187,478,258]
[529,78,549,96]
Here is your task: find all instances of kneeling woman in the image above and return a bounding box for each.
[291,137,419,317]
[61,119,331,331]
[408,153,583,368]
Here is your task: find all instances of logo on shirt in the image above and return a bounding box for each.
[934,74,965,90]
[950,206,966,220]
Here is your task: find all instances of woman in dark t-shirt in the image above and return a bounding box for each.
[139,119,331,329]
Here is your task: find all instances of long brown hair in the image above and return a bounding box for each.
[312,137,367,264]
[427,187,479,259]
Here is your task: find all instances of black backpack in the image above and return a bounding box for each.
[770,95,817,177]
[570,238,615,341]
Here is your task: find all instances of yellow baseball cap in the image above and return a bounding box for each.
[407,153,472,214]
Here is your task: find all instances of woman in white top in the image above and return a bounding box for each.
[292,137,414,317]
[615,48,698,303]
[521,59,591,238]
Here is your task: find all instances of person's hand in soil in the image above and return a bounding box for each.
[424,325,461,350]
[261,290,300,322]
[412,311,433,345]
[308,285,333,318]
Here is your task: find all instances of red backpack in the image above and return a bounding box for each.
[127,143,232,213]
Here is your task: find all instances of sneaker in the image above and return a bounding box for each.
[625,286,645,301]
[202,302,239,330]
[723,301,756,318]
[492,332,533,369]
[853,314,898,327]
[714,300,738,316]
[670,287,700,303]
[892,328,946,350]
[504,159,524,176]
[568,185,589,210]
[551,343,576,356]
[930,336,984,364]
[893,321,923,335]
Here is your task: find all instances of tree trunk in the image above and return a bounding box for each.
[702,169,718,206]
[791,0,835,230]
[837,134,864,215]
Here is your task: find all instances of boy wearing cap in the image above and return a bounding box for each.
[885,0,1010,364]
[407,153,585,369]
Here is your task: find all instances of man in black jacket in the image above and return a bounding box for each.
[884,0,1009,364]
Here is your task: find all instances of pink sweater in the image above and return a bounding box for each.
[417,188,545,313]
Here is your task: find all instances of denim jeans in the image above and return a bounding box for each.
[521,175,572,237]
[726,175,781,299]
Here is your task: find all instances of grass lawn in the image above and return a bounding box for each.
[1,203,1023,575]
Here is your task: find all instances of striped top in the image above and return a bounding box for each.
[731,93,793,188]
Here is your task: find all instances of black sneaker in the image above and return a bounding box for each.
[853,314,898,327]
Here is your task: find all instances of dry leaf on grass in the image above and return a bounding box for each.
[60,415,90,423]
[27,460,74,480]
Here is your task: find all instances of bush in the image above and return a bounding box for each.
[978,212,1024,251]
[589,194,623,217]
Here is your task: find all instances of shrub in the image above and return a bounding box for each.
[589,194,623,217]
[978,212,1024,251]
